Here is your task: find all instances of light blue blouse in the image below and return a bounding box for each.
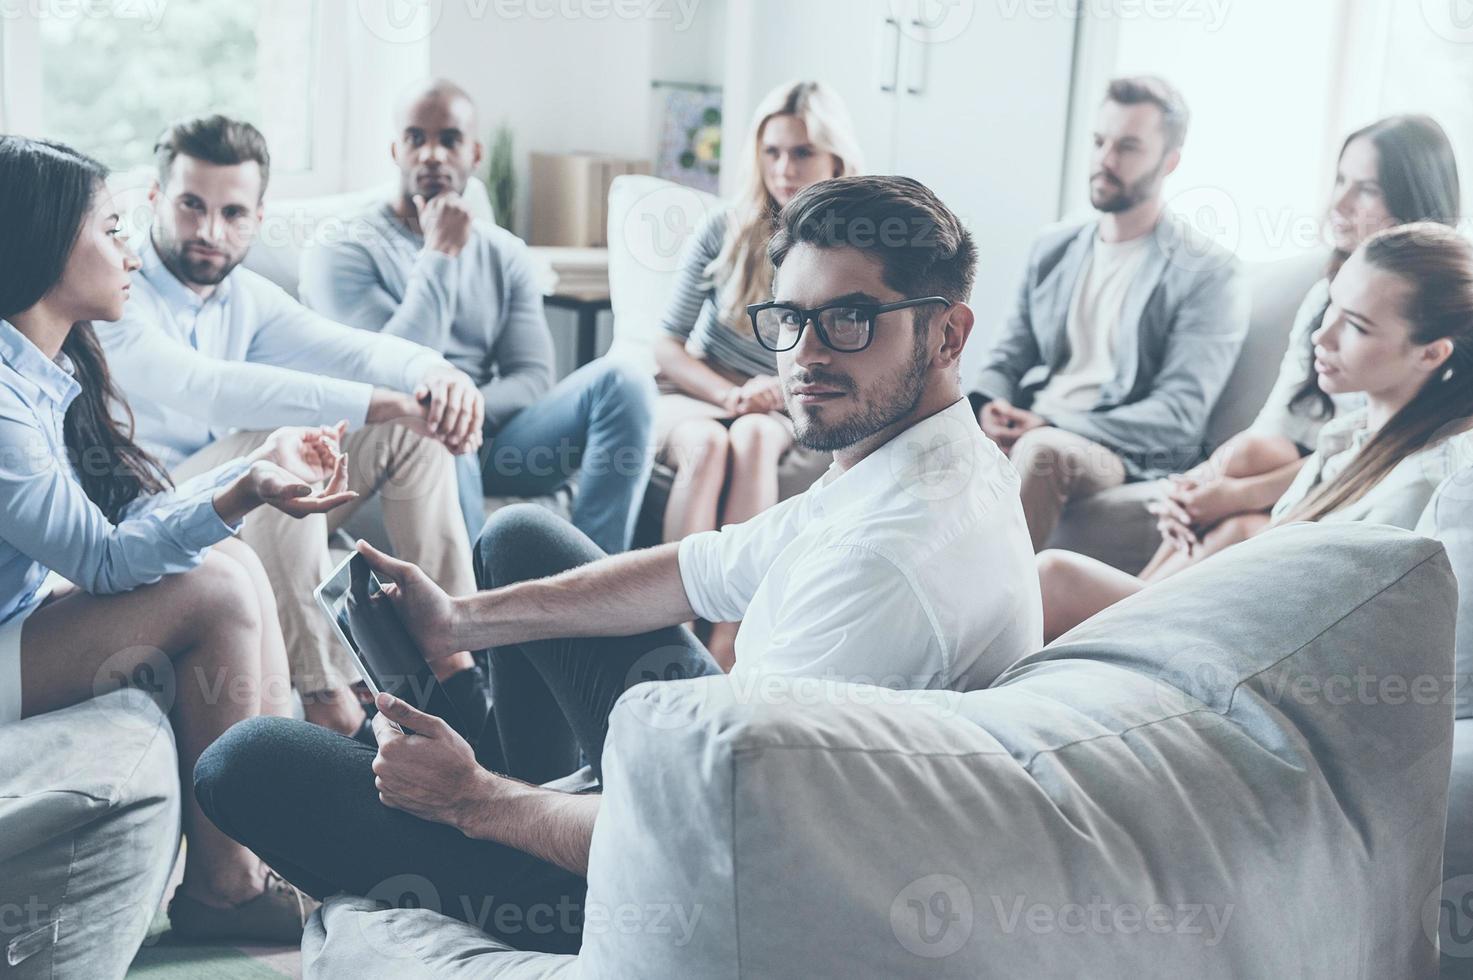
[0,319,245,626]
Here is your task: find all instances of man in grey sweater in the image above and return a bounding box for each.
[970,76,1249,550]
[300,79,656,552]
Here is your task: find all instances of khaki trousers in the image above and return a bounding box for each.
[1009,426,1128,551]
[172,423,475,695]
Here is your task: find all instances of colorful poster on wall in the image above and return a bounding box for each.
[655,85,722,194]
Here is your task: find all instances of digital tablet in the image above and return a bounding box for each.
[313,552,464,736]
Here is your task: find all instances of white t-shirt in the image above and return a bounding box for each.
[677,397,1042,693]
[1030,233,1152,419]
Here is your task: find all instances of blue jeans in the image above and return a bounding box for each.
[456,358,656,552]
[193,505,720,953]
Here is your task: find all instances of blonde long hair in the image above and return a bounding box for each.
[710,80,863,329]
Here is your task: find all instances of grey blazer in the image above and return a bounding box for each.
[971,215,1250,478]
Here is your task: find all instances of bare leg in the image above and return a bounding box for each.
[661,418,731,543]
[19,551,287,906]
[1140,434,1302,581]
[723,413,789,525]
[1142,512,1269,583]
[1037,550,1147,643]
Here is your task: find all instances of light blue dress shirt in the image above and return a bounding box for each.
[96,236,447,469]
[0,319,246,627]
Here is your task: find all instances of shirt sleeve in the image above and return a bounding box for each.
[96,303,378,432]
[245,275,448,398]
[676,492,808,623]
[122,458,250,520]
[0,410,237,594]
[299,237,460,353]
[658,211,727,342]
[480,237,555,429]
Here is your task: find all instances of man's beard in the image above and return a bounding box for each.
[788,328,930,452]
[1090,158,1165,214]
[154,229,240,287]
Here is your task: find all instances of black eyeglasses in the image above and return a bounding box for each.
[746,296,950,353]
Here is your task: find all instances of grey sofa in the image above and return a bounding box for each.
[1048,249,1326,572]
[303,520,1460,978]
[0,690,180,977]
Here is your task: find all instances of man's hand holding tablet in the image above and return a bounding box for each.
[353,539,464,660]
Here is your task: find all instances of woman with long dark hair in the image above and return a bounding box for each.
[0,136,356,942]
[1040,222,1473,641]
[1141,115,1460,572]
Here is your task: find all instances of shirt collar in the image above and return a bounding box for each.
[0,319,81,410]
[138,233,235,313]
[810,397,987,515]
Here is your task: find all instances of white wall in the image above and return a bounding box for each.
[1063,0,1344,263]
[428,0,726,234]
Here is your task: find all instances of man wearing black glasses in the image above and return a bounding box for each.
[195,175,1041,953]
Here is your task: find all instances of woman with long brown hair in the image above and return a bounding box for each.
[654,79,863,666]
[1039,222,1473,641]
[0,136,356,942]
[1141,115,1460,570]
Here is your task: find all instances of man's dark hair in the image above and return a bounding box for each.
[768,175,977,309]
[154,114,271,196]
[1105,75,1189,153]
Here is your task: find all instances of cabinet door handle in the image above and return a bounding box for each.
[878,16,901,93]
[905,18,929,95]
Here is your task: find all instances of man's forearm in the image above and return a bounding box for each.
[459,771,601,877]
[451,542,696,650]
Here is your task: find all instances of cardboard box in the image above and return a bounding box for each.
[530,152,651,247]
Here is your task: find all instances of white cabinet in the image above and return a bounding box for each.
[721,0,1077,375]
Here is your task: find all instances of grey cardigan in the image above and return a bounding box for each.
[970,215,1250,478]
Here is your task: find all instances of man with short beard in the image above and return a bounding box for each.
[97,115,493,744]
[299,79,655,550]
[970,75,1249,550]
[195,175,1042,953]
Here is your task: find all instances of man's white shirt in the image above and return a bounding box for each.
[97,237,447,469]
[678,397,1043,692]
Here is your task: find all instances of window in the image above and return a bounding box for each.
[2,0,336,193]
[1063,0,1345,264]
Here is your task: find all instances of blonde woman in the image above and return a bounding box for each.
[654,80,863,668]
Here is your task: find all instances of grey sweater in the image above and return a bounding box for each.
[299,203,553,429]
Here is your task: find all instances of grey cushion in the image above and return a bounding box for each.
[1425,466,1473,977]
[310,522,1451,978]
[0,690,181,978]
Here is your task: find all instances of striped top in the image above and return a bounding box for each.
[659,210,780,380]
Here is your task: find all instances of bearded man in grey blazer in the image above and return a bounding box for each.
[970,75,1249,550]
